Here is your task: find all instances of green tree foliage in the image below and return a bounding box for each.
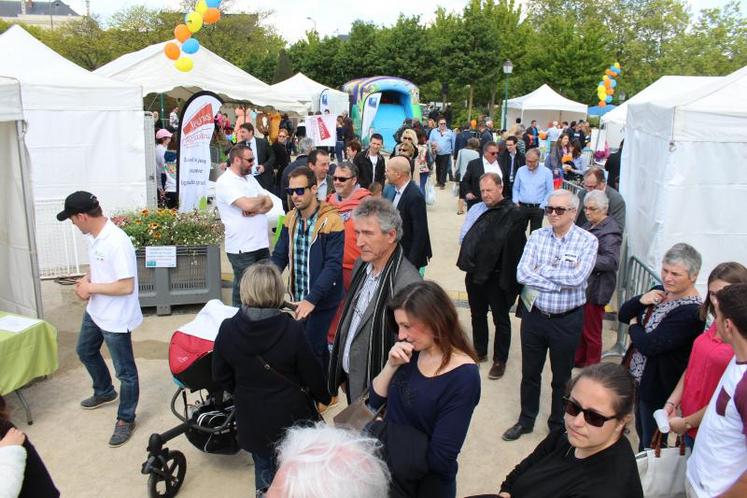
[272,49,293,83]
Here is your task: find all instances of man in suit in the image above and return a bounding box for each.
[327,197,421,401]
[235,122,276,191]
[498,135,525,201]
[461,141,502,210]
[353,133,386,189]
[385,156,432,271]
[576,167,626,231]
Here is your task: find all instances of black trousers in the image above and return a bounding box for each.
[518,204,544,233]
[435,154,451,185]
[518,305,583,431]
[465,274,512,363]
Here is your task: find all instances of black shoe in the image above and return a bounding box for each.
[80,392,117,410]
[502,423,532,441]
[477,354,488,363]
[488,361,506,380]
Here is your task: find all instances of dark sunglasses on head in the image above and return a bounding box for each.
[286,186,310,196]
[545,205,572,215]
[563,397,616,427]
[333,176,353,182]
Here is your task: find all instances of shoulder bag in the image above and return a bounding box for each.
[636,430,690,498]
[255,355,322,422]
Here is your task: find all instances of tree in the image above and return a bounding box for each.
[272,49,293,83]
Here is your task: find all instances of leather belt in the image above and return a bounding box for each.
[533,305,581,319]
[519,202,541,208]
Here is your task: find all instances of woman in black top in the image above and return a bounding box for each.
[212,263,330,495]
[496,363,642,498]
[272,129,291,195]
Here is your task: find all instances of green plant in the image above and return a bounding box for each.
[111,208,224,248]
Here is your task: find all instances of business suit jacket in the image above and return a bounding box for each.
[461,157,486,210]
[329,255,421,400]
[236,138,276,191]
[498,149,525,199]
[353,149,386,189]
[395,181,432,268]
[576,186,626,232]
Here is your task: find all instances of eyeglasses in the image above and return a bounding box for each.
[438,122,447,125]
[333,176,353,182]
[583,206,599,212]
[544,205,573,215]
[402,136,413,141]
[563,397,616,427]
[485,151,498,156]
[583,183,598,191]
[241,156,255,164]
[286,186,310,196]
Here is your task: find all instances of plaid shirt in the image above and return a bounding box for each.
[292,209,319,302]
[517,224,598,314]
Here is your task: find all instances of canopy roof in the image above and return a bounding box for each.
[270,72,347,105]
[95,41,305,113]
[0,76,23,121]
[0,25,142,111]
[507,84,587,114]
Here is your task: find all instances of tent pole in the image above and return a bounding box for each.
[16,120,44,319]
[159,93,165,128]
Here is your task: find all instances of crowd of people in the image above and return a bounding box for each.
[3,106,746,498]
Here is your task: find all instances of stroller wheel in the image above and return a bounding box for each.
[148,450,187,498]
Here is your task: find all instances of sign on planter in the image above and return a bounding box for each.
[145,246,177,268]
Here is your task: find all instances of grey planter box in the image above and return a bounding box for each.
[136,245,222,315]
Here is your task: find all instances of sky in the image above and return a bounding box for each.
[67,0,746,44]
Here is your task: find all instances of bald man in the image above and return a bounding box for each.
[385,156,432,270]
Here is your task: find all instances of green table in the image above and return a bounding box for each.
[0,312,59,423]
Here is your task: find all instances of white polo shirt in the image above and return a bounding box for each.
[215,168,270,254]
[86,219,143,333]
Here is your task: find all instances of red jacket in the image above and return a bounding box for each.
[327,187,371,289]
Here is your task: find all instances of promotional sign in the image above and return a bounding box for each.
[177,91,223,212]
[361,92,381,141]
[145,246,177,268]
[304,114,337,147]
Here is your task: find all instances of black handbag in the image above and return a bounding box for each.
[255,355,322,422]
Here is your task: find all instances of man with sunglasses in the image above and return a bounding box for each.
[215,144,274,307]
[503,189,598,442]
[461,141,502,210]
[271,166,344,378]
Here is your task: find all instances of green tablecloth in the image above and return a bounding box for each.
[0,312,59,396]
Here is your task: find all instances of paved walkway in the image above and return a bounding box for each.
[7,185,629,497]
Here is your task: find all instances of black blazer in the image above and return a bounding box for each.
[212,309,330,454]
[238,137,276,191]
[353,150,386,189]
[460,157,486,209]
[498,149,525,199]
[395,181,432,268]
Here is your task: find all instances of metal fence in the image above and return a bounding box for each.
[561,179,583,196]
[602,254,662,358]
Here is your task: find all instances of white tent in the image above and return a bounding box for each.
[0,25,148,278]
[95,42,306,114]
[0,76,42,317]
[600,75,721,149]
[270,72,349,114]
[621,65,747,293]
[507,84,587,126]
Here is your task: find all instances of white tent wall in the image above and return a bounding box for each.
[506,109,586,128]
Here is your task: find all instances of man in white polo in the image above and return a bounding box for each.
[215,143,274,306]
[57,191,142,447]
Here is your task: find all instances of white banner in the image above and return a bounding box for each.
[319,89,331,114]
[178,92,223,212]
[304,114,336,147]
[361,92,381,140]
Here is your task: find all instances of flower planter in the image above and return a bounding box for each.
[136,245,222,316]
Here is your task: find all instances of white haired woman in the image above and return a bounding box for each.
[575,190,622,367]
[618,243,705,450]
[212,262,330,495]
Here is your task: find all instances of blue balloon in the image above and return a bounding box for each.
[182,38,200,54]
[206,0,221,7]
[598,81,604,87]
[610,79,617,88]
[605,95,613,103]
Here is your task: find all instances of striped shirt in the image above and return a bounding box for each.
[292,209,318,302]
[517,224,598,314]
[342,263,381,373]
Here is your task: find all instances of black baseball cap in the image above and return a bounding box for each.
[56,191,99,221]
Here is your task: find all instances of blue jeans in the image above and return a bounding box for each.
[227,249,270,307]
[252,451,276,493]
[303,306,337,382]
[335,140,344,163]
[419,170,430,194]
[76,312,139,423]
[635,394,664,451]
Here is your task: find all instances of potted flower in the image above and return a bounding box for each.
[112,208,225,315]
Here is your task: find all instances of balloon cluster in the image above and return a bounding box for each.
[163,0,222,72]
[596,62,622,107]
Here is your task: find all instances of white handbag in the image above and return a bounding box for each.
[425,177,436,206]
[636,431,690,498]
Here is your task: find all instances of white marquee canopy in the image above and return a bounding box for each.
[507,84,587,125]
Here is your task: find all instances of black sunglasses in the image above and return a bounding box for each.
[545,206,573,215]
[333,176,353,182]
[286,186,310,196]
[241,156,255,164]
[563,397,616,427]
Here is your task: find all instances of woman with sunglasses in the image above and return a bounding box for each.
[496,363,642,498]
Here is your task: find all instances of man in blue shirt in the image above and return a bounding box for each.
[428,118,455,189]
[512,148,554,232]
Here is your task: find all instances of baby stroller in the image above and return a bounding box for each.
[141,300,240,498]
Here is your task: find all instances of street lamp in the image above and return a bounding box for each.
[502,59,513,129]
[305,16,317,34]
[618,90,627,103]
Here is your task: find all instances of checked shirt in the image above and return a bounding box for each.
[292,209,318,302]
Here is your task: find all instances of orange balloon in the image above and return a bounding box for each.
[599,101,607,107]
[174,24,191,43]
[606,87,614,95]
[164,42,180,60]
[203,8,220,24]
[604,79,612,88]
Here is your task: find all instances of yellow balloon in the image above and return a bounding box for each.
[195,0,208,15]
[175,56,194,72]
[185,11,203,33]
[602,75,609,81]
[614,62,621,69]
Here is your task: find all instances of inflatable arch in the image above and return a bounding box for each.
[342,76,422,151]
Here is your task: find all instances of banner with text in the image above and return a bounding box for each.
[304,114,337,148]
[177,91,223,212]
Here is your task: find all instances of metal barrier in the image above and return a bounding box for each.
[561,179,583,196]
[602,254,662,358]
